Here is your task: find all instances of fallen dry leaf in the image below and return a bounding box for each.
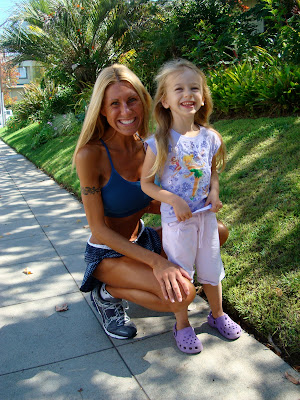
[275,287,283,297]
[23,267,33,275]
[284,371,300,385]
[55,303,68,312]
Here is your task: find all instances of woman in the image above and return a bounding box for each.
[73,64,229,340]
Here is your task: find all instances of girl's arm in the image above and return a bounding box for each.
[76,146,191,302]
[204,155,223,213]
[141,147,192,222]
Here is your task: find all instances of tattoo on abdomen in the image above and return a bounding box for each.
[81,186,101,195]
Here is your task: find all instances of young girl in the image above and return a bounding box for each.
[141,59,242,354]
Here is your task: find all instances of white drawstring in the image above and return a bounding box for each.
[197,213,204,248]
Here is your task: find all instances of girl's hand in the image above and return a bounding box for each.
[152,259,192,303]
[172,196,192,222]
[204,189,223,213]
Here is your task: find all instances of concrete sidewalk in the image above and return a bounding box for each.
[0,139,299,400]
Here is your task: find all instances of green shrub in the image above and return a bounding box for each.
[37,83,78,122]
[12,83,45,122]
[258,0,300,64]
[10,81,79,126]
[5,116,29,132]
[208,49,300,118]
[129,0,261,92]
[31,123,54,149]
[31,113,82,149]
[48,86,78,115]
[74,85,94,122]
[52,113,82,137]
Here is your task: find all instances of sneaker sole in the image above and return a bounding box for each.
[90,292,134,340]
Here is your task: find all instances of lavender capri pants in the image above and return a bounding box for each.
[162,211,225,286]
[80,224,161,293]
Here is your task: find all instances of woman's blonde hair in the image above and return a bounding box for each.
[73,64,152,167]
[152,59,226,177]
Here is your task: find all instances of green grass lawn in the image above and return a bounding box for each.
[1,116,299,367]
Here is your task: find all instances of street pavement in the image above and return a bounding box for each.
[0,139,299,400]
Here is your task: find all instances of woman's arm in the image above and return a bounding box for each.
[76,146,191,302]
[141,147,192,222]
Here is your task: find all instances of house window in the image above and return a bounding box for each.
[18,66,28,79]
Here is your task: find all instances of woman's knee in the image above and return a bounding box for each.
[161,280,196,312]
[218,220,229,246]
[182,281,196,309]
[185,280,196,301]
[93,256,197,311]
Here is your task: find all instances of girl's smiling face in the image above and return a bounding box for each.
[101,81,144,136]
[162,67,204,119]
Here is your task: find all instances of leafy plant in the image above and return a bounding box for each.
[0,0,151,88]
[74,85,94,121]
[251,0,300,64]
[5,116,29,132]
[12,82,46,122]
[31,112,82,148]
[47,85,77,115]
[52,113,82,136]
[208,48,300,118]
[182,0,258,67]
[9,80,80,126]
[31,122,54,148]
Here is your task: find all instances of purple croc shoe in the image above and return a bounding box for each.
[207,312,242,340]
[173,324,203,354]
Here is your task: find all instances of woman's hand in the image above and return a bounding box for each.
[152,259,192,303]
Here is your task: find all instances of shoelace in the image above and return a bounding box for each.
[102,301,130,326]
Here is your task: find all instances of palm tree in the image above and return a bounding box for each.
[0,0,149,87]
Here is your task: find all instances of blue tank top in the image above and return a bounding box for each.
[100,139,152,218]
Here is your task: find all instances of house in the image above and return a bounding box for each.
[0,55,44,126]
[9,60,44,101]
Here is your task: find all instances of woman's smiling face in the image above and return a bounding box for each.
[101,81,144,136]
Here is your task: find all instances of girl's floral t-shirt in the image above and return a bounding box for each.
[146,126,221,222]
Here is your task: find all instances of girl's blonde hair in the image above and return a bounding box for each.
[152,59,226,177]
[73,64,152,167]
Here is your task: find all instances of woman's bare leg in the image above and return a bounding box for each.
[93,222,228,330]
[93,256,196,329]
[218,220,229,246]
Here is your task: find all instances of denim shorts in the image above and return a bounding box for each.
[80,225,161,292]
